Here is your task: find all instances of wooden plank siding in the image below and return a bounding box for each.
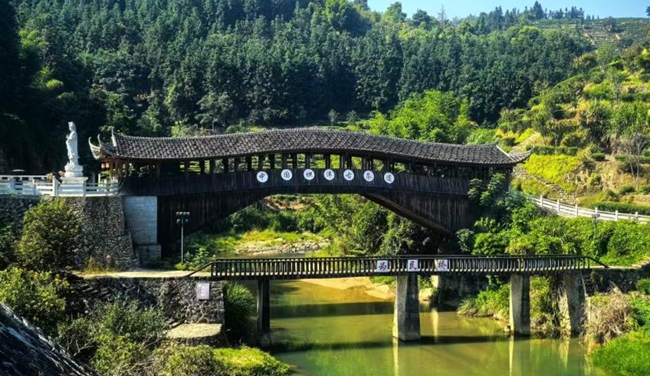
[121,169,472,197]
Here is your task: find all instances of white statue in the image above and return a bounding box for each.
[64,121,84,178]
[66,122,78,161]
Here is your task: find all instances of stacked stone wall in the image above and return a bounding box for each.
[62,197,137,270]
[0,197,40,229]
[72,277,225,325]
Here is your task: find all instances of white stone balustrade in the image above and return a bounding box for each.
[0,175,118,197]
[525,193,650,224]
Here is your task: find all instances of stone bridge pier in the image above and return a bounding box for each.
[509,273,587,336]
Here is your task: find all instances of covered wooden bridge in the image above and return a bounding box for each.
[90,129,530,253]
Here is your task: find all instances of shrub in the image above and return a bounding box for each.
[500,136,516,147]
[602,222,650,266]
[16,199,82,272]
[154,345,224,376]
[640,185,650,195]
[592,331,650,376]
[587,173,602,189]
[0,224,17,269]
[152,345,290,376]
[591,152,606,161]
[631,296,650,328]
[638,279,650,295]
[458,283,509,320]
[615,155,634,174]
[215,347,290,376]
[0,267,68,335]
[619,185,636,195]
[224,283,255,344]
[58,298,167,367]
[91,335,151,376]
[596,202,650,216]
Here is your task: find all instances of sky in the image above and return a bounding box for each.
[367,0,647,19]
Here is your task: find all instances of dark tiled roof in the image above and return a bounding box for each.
[0,303,94,375]
[90,129,530,166]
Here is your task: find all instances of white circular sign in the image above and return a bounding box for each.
[324,169,335,181]
[384,172,395,184]
[363,170,374,182]
[343,169,355,181]
[256,171,269,183]
[303,169,315,181]
[281,169,293,181]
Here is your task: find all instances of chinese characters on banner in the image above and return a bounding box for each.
[376,260,389,272]
[303,168,315,180]
[281,169,293,181]
[343,169,355,181]
[363,170,374,182]
[384,172,395,184]
[435,259,449,272]
[256,171,268,183]
[324,169,335,181]
[407,259,419,271]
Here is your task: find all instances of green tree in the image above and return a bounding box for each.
[0,267,68,335]
[16,199,82,272]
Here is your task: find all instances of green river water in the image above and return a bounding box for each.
[264,280,609,376]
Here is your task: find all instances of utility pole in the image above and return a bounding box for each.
[176,211,190,263]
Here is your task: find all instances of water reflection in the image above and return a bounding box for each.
[267,280,605,376]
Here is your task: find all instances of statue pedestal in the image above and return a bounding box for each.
[61,177,88,185]
[59,176,88,196]
[64,161,84,178]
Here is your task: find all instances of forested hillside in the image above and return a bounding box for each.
[0,0,595,172]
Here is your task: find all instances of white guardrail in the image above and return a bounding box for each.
[525,193,650,224]
[0,175,118,197]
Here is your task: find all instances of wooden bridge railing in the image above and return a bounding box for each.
[189,255,603,280]
[120,169,471,197]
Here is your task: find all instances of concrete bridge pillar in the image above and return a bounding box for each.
[257,279,271,347]
[559,273,586,335]
[509,274,530,336]
[393,274,421,341]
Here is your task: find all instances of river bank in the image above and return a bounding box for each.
[300,276,435,302]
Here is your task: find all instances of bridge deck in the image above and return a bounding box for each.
[194,256,600,280]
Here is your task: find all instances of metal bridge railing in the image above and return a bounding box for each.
[187,255,603,280]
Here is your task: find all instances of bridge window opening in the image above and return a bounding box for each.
[257,155,266,170]
[412,163,425,175]
[213,159,224,173]
[351,156,362,169]
[280,154,288,169]
[234,158,241,172]
[295,154,305,168]
[392,162,405,172]
[291,154,298,168]
[305,153,312,169]
[246,156,253,171]
[311,154,325,169]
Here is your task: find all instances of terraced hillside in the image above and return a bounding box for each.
[535,18,650,49]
